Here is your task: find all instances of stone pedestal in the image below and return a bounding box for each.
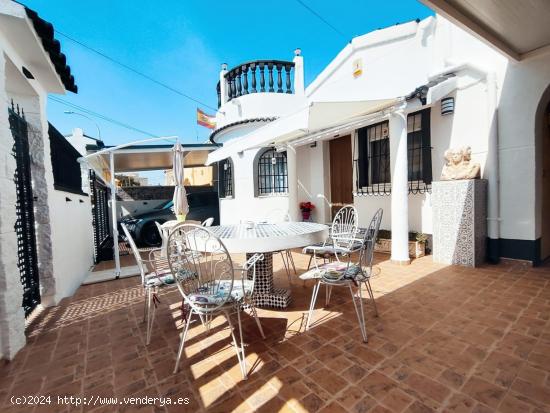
[432,179,487,267]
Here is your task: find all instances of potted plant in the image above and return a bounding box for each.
[299,201,315,221]
[374,230,429,258]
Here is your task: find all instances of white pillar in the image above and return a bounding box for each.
[110,152,120,277]
[287,146,299,221]
[219,64,228,106]
[389,110,410,264]
[293,49,304,96]
[485,72,500,263]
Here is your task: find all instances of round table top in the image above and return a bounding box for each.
[208,222,329,253]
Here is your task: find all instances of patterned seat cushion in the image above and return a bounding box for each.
[145,268,197,287]
[303,241,362,256]
[188,280,254,305]
[299,262,362,281]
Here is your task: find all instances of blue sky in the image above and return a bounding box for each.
[24,0,433,184]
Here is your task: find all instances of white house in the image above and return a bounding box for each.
[0,1,94,359]
[207,12,550,266]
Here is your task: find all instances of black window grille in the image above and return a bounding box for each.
[9,105,41,317]
[90,171,113,263]
[257,148,288,195]
[407,109,432,193]
[354,109,432,196]
[219,158,234,198]
[355,121,392,195]
[49,123,86,195]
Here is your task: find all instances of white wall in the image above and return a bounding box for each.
[49,190,94,302]
[220,147,290,224]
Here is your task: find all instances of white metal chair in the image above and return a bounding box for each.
[201,217,214,227]
[303,205,360,269]
[121,223,177,345]
[155,221,168,246]
[264,209,296,284]
[299,208,383,342]
[167,224,265,379]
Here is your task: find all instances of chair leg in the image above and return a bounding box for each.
[142,288,148,323]
[146,290,157,345]
[349,283,368,343]
[306,254,313,270]
[325,284,333,306]
[365,279,378,317]
[145,288,152,344]
[250,305,266,339]
[305,281,321,331]
[224,310,247,380]
[287,250,297,275]
[173,308,194,374]
[280,251,291,284]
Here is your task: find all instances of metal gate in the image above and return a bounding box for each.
[89,171,113,263]
[9,104,40,317]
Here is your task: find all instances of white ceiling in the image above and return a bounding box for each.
[421,0,550,60]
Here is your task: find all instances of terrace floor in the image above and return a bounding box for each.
[1,252,550,413]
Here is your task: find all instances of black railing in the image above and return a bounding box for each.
[218,60,295,107]
[9,103,41,317]
[49,123,86,195]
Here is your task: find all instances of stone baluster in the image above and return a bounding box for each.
[241,65,249,95]
[276,63,283,93]
[235,67,242,97]
[267,62,274,92]
[285,64,292,93]
[259,62,266,92]
[250,63,257,93]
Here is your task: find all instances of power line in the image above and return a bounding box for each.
[48,96,161,138]
[294,0,349,41]
[55,30,219,112]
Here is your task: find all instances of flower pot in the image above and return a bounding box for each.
[301,210,311,221]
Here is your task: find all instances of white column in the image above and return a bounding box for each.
[293,49,304,96]
[219,64,228,106]
[110,152,120,277]
[287,146,299,221]
[389,110,410,264]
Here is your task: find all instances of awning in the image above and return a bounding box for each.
[206,99,399,164]
[82,138,218,183]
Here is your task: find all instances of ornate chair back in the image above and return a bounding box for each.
[331,205,359,250]
[121,223,147,286]
[357,208,383,280]
[166,224,237,314]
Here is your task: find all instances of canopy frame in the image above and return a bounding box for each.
[79,136,217,279]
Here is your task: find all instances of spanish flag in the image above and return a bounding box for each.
[197,108,216,129]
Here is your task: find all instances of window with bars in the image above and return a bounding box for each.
[257,148,288,195]
[355,109,432,195]
[219,158,234,198]
[355,121,392,195]
[407,109,432,193]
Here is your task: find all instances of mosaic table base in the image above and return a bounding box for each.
[246,252,291,308]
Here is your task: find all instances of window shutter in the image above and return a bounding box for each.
[421,108,432,184]
[357,127,369,188]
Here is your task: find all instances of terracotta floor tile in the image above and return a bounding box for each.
[2,253,550,412]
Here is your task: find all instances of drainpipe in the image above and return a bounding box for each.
[429,62,500,263]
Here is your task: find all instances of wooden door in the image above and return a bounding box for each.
[329,136,354,218]
[542,104,550,261]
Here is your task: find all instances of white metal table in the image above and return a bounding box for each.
[209,222,329,308]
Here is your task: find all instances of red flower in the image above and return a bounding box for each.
[299,201,315,211]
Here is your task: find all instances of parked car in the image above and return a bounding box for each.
[119,191,219,247]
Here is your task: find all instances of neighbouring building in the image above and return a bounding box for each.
[208,11,550,266]
[0,1,94,359]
